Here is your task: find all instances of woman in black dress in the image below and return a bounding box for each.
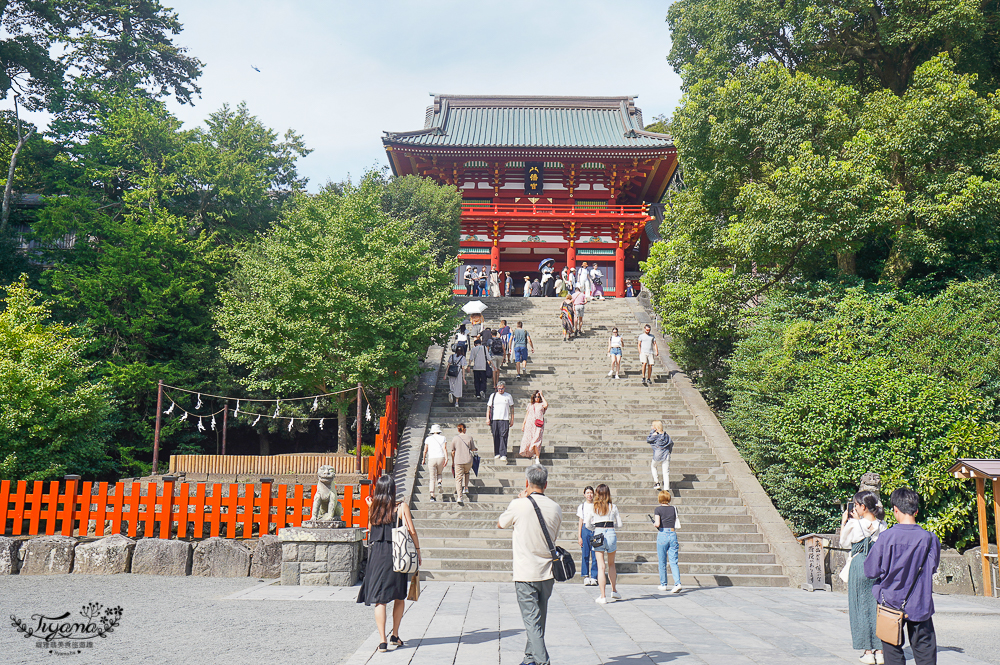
[357,475,420,652]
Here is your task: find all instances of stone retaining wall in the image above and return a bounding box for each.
[0,534,281,578]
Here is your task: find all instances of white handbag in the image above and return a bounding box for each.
[392,510,419,574]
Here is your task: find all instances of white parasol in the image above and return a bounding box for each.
[461,300,488,315]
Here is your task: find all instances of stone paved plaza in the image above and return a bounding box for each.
[2,576,998,664]
[334,582,1000,665]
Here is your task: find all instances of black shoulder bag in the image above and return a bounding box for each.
[526,495,575,582]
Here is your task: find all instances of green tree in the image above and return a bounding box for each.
[378,174,462,265]
[0,275,114,480]
[667,0,1000,94]
[216,173,459,452]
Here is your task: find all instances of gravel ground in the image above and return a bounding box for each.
[0,575,375,665]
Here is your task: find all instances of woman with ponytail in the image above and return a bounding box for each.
[840,490,887,665]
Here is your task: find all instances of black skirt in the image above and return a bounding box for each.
[356,522,408,605]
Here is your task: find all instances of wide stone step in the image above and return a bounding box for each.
[416,535,769,550]
[417,557,786,576]
[419,546,777,564]
[410,297,791,589]
[420,570,791,586]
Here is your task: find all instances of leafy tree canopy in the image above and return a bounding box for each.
[216,173,460,451]
[667,0,1000,95]
[0,275,115,481]
[377,173,462,266]
[1,0,202,115]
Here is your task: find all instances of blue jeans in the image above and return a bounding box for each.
[580,527,598,579]
[657,529,680,586]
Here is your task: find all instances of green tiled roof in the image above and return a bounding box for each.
[384,95,673,149]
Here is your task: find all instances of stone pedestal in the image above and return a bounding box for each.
[279,527,363,586]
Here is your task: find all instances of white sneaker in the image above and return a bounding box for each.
[448,392,454,404]
[875,653,884,665]
[494,455,501,459]
[607,370,614,377]
[457,496,463,505]
[582,577,590,585]
[859,654,876,665]
[595,596,608,604]
[588,578,598,586]
[614,374,620,379]
[671,584,682,594]
[610,591,621,600]
[658,584,669,591]
[499,456,507,461]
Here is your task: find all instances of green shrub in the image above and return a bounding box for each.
[724,280,1000,547]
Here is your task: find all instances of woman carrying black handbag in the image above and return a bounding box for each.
[586,483,622,603]
[357,476,420,653]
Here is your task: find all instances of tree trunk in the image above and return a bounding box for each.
[881,236,911,286]
[258,429,270,456]
[337,406,350,454]
[836,251,857,276]
[0,128,34,233]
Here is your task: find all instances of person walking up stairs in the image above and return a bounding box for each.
[410,297,792,587]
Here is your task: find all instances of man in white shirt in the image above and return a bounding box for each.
[486,381,514,461]
[422,424,449,501]
[637,324,660,386]
[498,465,562,665]
[577,261,592,298]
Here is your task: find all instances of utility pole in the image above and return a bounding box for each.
[356,383,363,473]
[152,380,163,475]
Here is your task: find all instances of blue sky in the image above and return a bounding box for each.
[13,1,683,191]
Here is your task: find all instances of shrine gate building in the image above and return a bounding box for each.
[382,94,678,296]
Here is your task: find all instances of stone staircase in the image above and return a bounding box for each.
[411,296,790,587]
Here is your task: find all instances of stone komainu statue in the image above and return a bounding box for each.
[311,465,344,521]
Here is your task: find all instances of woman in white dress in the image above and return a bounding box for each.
[489,270,501,297]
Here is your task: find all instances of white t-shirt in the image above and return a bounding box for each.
[638,333,655,354]
[498,494,563,582]
[424,433,447,459]
[609,335,623,348]
[577,502,595,525]
[488,392,514,420]
[586,504,622,530]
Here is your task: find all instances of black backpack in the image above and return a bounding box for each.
[593,275,602,286]
[490,337,504,355]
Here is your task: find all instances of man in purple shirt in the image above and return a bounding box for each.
[864,487,941,665]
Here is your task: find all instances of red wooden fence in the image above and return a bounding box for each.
[0,479,372,539]
[369,387,399,482]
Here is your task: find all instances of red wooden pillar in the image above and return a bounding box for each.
[615,243,626,298]
[491,241,500,272]
[567,243,576,270]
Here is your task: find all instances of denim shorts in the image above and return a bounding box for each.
[514,346,528,363]
[593,528,617,553]
[610,348,622,356]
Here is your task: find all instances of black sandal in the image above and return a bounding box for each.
[377,643,388,652]
[390,635,404,648]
